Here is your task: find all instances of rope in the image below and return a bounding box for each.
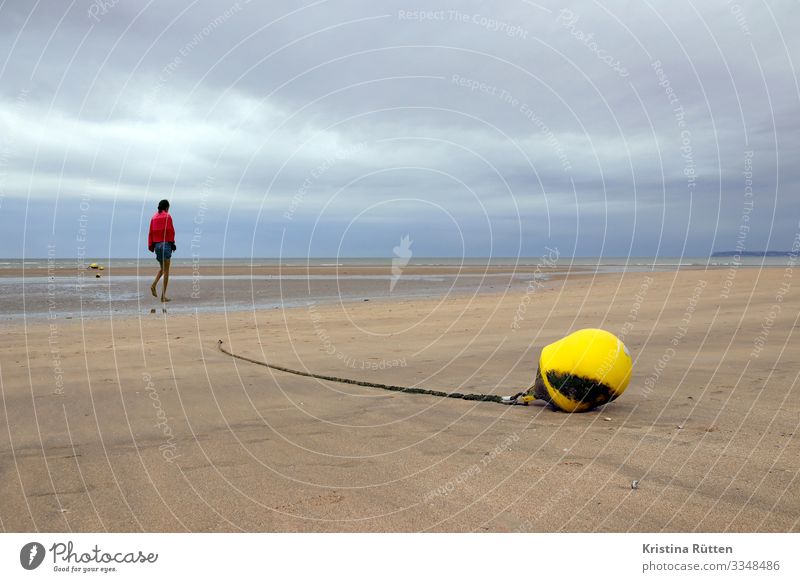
[217,339,519,405]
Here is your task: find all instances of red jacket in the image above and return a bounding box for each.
[148,211,175,251]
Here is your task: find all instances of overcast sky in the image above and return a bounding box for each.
[1,0,798,259]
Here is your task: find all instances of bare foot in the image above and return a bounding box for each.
[161,296,171,303]
[150,284,158,297]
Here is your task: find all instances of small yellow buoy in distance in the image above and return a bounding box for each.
[519,328,633,412]
[98,265,104,270]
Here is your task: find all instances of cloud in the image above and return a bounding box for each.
[1,0,798,258]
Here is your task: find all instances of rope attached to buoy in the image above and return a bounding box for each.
[217,339,521,405]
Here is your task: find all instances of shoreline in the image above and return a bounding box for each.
[0,264,717,323]
[0,263,594,278]
[0,256,773,279]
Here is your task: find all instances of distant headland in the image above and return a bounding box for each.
[711,250,794,257]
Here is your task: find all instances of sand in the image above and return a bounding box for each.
[0,266,798,532]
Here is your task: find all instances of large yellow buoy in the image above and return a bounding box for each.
[89,263,98,269]
[520,328,633,412]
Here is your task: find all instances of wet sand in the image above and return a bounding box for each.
[0,266,797,532]
[0,263,573,320]
[0,263,590,279]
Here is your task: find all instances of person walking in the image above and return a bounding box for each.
[148,199,176,302]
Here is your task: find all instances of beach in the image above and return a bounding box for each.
[0,264,797,532]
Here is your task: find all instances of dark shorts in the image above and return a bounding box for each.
[154,242,173,264]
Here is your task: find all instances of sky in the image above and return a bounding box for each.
[0,0,798,259]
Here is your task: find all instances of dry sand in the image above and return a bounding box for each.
[1,267,798,532]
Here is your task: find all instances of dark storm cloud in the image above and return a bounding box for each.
[0,0,797,258]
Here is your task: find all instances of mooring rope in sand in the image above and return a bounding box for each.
[217,339,513,405]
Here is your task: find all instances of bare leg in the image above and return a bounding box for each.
[161,259,171,302]
[151,267,162,297]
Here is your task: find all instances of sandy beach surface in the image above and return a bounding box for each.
[0,266,798,532]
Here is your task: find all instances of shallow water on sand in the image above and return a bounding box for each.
[0,258,715,320]
[0,270,547,320]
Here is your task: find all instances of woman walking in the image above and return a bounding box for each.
[148,199,176,302]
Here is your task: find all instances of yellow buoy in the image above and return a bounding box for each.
[522,328,632,412]
[89,263,98,269]
[98,265,104,271]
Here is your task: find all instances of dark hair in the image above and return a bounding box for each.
[157,199,170,213]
